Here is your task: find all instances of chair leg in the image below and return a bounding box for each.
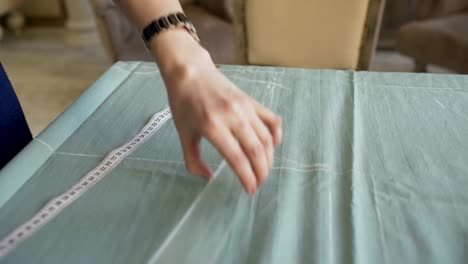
[414,60,427,73]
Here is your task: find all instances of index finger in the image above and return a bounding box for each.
[203,124,258,195]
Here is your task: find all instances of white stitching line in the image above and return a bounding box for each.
[33,139,54,153]
[229,75,291,91]
[54,152,220,167]
[275,156,329,168]
[433,99,446,109]
[221,68,286,75]
[272,166,356,174]
[55,151,101,158]
[125,157,219,168]
[378,84,468,92]
[54,152,353,173]
[55,151,350,173]
[268,74,275,109]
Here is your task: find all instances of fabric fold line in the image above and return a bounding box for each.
[146,161,252,264]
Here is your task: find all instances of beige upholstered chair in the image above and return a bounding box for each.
[91,0,236,64]
[233,0,385,70]
[92,0,385,69]
[396,0,468,73]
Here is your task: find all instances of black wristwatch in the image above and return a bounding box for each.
[142,12,200,49]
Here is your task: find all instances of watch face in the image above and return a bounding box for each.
[185,22,197,33]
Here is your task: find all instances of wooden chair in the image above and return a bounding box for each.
[396,0,468,74]
[233,0,386,70]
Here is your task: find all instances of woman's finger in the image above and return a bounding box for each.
[203,121,258,194]
[251,99,282,145]
[250,114,274,175]
[180,133,213,180]
[230,117,269,187]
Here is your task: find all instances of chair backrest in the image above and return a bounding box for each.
[196,0,234,22]
[234,0,385,70]
[90,0,236,63]
[0,64,32,169]
[416,0,468,19]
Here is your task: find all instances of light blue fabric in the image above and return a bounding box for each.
[0,62,467,263]
[0,62,142,208]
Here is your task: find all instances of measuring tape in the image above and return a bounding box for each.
[0,107,172,259]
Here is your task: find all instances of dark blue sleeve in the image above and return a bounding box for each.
[0,63,32,169]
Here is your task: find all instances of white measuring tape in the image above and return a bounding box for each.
[0,107,172,260]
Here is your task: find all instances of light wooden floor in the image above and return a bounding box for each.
[0,28,453,136]
[0,28,110,136]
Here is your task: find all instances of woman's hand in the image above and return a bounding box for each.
[151,29,282,195]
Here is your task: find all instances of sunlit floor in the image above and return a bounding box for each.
[0,28,453,136]
[0,28,110,136]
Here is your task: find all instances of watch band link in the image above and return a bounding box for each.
[142,12,200,48]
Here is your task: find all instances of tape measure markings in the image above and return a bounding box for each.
[0,107,172,259]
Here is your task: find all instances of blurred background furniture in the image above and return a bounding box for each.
[91,0,236,64]
[233,0,385,70]
[397,0,468,73]
[0,0,25,38]
[378,0,417,50]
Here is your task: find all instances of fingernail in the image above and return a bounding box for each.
[277,132,283,145]
[201,168,213,182]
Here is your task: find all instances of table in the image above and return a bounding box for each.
[1,62,467,263]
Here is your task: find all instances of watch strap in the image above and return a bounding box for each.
[142,12,200,49]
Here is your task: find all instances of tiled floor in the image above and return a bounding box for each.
[0,28,453,136]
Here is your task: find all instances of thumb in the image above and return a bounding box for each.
[180,133,213,181]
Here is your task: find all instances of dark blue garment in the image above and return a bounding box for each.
[0,63,32,169]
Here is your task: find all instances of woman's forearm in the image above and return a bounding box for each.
[115,0,208,80]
